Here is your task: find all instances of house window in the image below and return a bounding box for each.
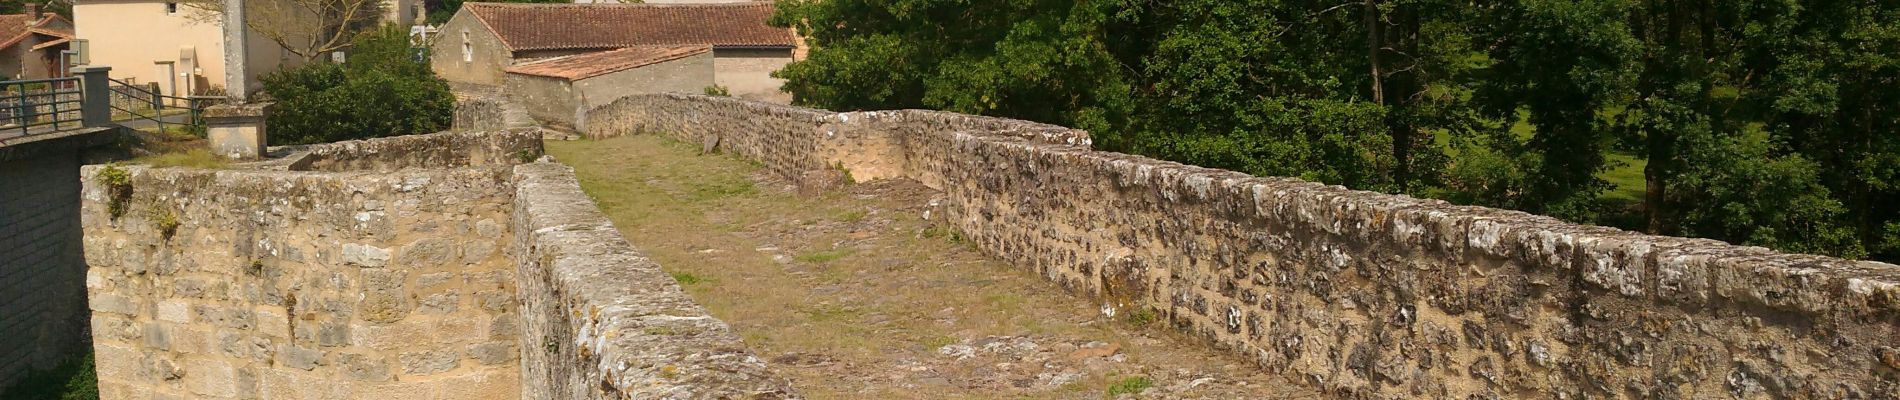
[461,31,472,63]
[165,2,178,14]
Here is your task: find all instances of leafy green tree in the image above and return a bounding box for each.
[262,25,454,145]
[772,0,1900,262]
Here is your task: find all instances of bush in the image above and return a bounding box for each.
[262,25,454,145]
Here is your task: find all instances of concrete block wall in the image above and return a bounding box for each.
[583,93,1900,399]
[511,161,795,399]
[0,149,91,390]
[78,131,543,399]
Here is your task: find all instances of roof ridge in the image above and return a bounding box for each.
[466,2,773,8]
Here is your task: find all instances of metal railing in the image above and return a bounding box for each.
[0,77,84,135]
[107,78,224,135]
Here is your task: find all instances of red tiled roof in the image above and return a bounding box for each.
[505,46,709,80]
[463,2,795,52]
[0,13,72,50]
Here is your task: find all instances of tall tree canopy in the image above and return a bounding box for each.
[772,0,1900,262]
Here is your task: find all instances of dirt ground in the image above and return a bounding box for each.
[546,135,1321,399]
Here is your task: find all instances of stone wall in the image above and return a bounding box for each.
[79,131,541,399]
[78,128,796,399]
[0,126,123,391]
[511,161,795,399]
[583,93,1900,399]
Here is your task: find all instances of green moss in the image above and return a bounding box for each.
[1106,376,1153,396]
[95,164,133,220]
[795,248,855,264]
[1124,308,1157,328]
[670,272,706,285]
[135,148,227,169]
[149,206,180,240]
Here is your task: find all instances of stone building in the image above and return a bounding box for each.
[0,4,74,80]
[431,2,796,103]
[503,46,712,130]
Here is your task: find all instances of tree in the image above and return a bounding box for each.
[771,0,1900,262]
[182,0,385,61]
[261,25,453,144]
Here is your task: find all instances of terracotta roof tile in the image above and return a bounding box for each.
[464,2,795,52]
[505,46,709,80]
[0,13,72,50]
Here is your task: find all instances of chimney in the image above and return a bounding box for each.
[23,3,37,19]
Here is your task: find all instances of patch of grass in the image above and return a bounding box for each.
[1106,376,1153,396]
[0,352,97,400]
[922,335,958,350]
[800,304,863,322]
[835,209,868,223]
[136,148,228,169]
[795,248,855,264]
[96,164,133,220]
[687,177,757,202]
[1600,152,1647,203]
[671,272,706,285]
[149,206,180,240]
[1124,308,1157,328]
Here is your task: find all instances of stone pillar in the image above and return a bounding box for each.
[221,0,249,101]
[204,102,270,160]
[72,65,111,128]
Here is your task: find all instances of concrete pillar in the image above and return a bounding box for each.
[221,0,249,101]
[204,102,270,160]
[72,65,111,128]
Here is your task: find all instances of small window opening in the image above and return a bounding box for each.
[461,31,472,63]
[165,2,178,14]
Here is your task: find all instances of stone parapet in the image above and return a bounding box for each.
[581,93,1900,399]
[511,160,796,400]
[78,130,545,400]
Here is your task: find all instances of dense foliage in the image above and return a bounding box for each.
[772,0,1899,262]
[261,25,454,145]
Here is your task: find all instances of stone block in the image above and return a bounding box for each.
[255,305,290,338]
[91,293,138,316]
[336,353,392,382]
[467,341,517,365]
[351,321,431,351]
[93,343,144,382]
[342,243,391,267]
[358,290,410,324]
[398,348,459,376]
[156,300,190,323]
[395,237,457,268]
[204,102,272,160]
[275,345,324,371]
[183,358,237,398]
[416,292,460,315]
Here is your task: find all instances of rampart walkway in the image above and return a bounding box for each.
[548,135,1319,399]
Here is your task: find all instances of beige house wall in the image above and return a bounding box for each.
[74,0,300,96]
[430,11,512,87]
[711,47,790,103]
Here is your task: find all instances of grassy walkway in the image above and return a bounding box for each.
[548,135,1316,399]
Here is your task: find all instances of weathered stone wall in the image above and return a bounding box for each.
[292,130,545,172]
[78,128,794,399]
[584,93,1900,399]
[511,160,795,399]
[0,127,124,392]
[79,131,543,399]
[454,96,508,132]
